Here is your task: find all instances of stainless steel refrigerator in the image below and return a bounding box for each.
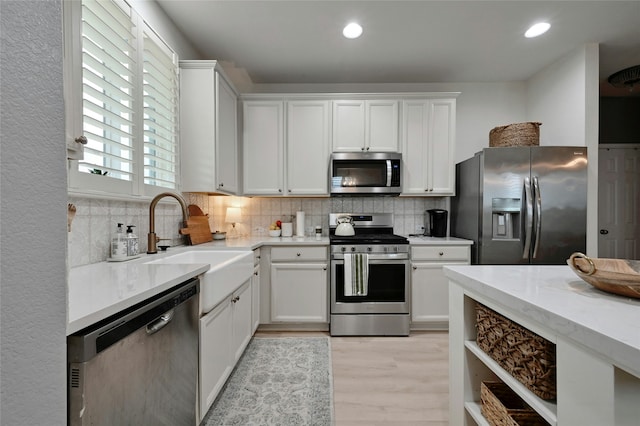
[451,146,588,265]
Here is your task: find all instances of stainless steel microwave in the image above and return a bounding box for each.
[330,152,402,196]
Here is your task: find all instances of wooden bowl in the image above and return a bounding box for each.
[567,252,640,299]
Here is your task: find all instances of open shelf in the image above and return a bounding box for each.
[464,401,490,426]
[465,340,557,426]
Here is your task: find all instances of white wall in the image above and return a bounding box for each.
[131,0,203,59]
[526,44,600,256]
[0,0,67,423]
[251,81,527,164]
[0,1,203,423]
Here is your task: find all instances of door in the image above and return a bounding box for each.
[243,101,284,194]
[199,299,232,420]
[215,73,238,193]
[332,100,365,152]
[287,100,330,195]
[531,147,588,264]
[599,146,640,259]
[231,281,252,362]
[271,263,328,322]
[480,147,530,265]
[366,100,399,152]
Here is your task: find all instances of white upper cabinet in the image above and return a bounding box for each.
[287,100,330,195]
[243,98,330,196]
[402,98,456,196]
[243,100,285,195]
[180,61,238,194]
[332,100,399,152]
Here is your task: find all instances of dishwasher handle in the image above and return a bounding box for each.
[146,309,175,335]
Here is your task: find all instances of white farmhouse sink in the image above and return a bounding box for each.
[146,250,253,314]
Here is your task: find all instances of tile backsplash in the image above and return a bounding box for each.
[68,194,447,267]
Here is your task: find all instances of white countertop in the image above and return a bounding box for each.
[443,265,640,378]
[68,235,472,335]
[407,236,473,245]
[67,236,329,335]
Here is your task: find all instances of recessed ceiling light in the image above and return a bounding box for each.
[343,22,363,39]
[525,22,551,38]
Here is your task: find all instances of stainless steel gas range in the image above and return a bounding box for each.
[329,213,410,336]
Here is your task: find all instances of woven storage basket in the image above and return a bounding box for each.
[489,122,541,147]
[476,304,556,400]
[480,382,548,426]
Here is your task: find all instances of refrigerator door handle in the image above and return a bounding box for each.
[522,177,534,259]
[532,176,542,258]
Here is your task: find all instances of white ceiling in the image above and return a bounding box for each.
[156,0,640,95]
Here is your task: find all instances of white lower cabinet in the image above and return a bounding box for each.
[411,245,470,330]
[199,298,232,421]
[198,280,252,421]
[251,249,261,334]
[269,246,328,323]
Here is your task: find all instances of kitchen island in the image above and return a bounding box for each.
[444,264,640,426]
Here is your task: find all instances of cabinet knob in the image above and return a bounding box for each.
[366,147,370,151]
[288,189,291,193]
[254,271,259,276]
[413,266,417,270]
[75,135,88,145]
[278,189,282,192]
[296,253,301,256]
[439,252,444,256]
[361,147,365,151]
[219,182,224,187]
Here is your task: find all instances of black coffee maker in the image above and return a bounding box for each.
[425,209,448,237]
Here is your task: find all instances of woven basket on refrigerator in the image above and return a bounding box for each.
[476,303,556,400]
[489,122,541,147]
[480,382,549,426]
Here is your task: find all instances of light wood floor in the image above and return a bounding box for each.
[254,331,449,425]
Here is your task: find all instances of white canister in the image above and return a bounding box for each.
[296,211,305,237]
[281,222,293,237]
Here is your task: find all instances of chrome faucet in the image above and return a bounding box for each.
[147,192,189,254]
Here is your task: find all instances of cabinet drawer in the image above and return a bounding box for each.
[412,245,469,261]
[270,246,327,262]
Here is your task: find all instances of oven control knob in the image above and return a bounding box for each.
[367,246,372,252]
[341,246,346,252]
[351,246,356,252]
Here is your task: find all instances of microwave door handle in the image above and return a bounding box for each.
[522,177,533,260]
[386,160,392,187]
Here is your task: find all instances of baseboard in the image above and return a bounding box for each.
[257,323,329,332]
[410,321,449,331]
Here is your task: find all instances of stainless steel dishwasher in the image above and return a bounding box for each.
[67,277,199,426]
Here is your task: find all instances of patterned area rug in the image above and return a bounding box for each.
[202,337,333,426]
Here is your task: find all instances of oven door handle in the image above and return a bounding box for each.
[331,253,409,261]
[386,160,392,187]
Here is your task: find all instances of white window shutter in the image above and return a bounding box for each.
[79,0,136,182]
[142,27,178,190]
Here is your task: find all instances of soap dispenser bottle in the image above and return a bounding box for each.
[111,223,127,260]
[126,225,139,257]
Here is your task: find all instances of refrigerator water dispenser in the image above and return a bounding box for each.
[491,198,520,240]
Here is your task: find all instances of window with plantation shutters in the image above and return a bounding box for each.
[79,0,135,183]
[66,0,179,196]
[143,29,178,189]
